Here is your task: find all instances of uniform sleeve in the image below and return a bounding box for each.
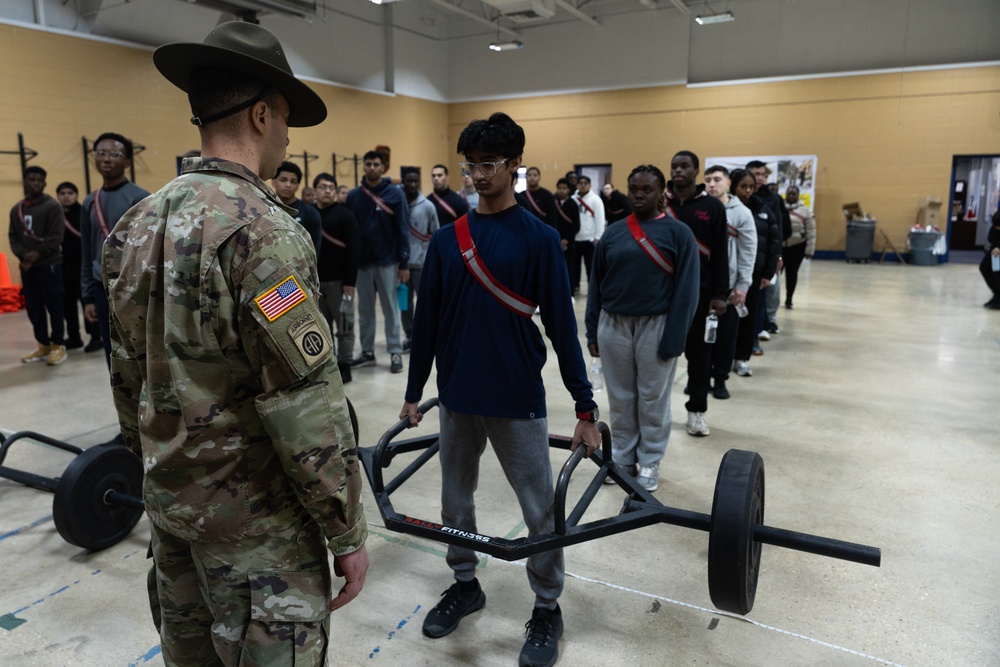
[735,208,758,293]
[238,228,367,556]
[80,198,97,304]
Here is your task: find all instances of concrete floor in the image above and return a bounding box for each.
[0,259,997,666]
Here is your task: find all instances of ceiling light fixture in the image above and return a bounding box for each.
[694,10,734,25]
[489,40,524,51]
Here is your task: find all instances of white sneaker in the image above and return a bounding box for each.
[686,412,710,437]
[636,465,659,491]
[734,360,753,377]
[758,330,771,341]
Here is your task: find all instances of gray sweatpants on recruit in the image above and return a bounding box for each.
[597,311,678,470]
[357,263,403,355]
[438,404,564,609]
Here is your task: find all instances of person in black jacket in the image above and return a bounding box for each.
[601,182,632,224]
[730,169,781,378]
[555,177,581,272]
[56,181,98,351]
[981,210,1000,309]
[747,160,790,334]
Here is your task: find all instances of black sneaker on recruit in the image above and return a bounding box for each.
[422,580,486,639]
[519,605,563,667]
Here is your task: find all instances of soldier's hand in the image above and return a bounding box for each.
[330,545,369,612]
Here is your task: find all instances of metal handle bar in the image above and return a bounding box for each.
[371,398,440,492]
[554,422,613,534]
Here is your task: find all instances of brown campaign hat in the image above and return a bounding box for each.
[153,21,326,128]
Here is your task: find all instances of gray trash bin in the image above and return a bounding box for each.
[908,231,941,265]
[846,218,876,262]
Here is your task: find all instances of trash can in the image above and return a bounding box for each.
[845,218,876,262]
[908,231,942,266]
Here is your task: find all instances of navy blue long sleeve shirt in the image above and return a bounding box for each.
[345,177,410,269]
[404,205,596,419]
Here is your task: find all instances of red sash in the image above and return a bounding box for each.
[94,188,112,239]
[627,214,674,275]
[16,200,42,241]
[430,191,458,219]
[524,189,546,218]
[321,228,346,249]
[556,200,573,224]
[575,194,594,217]
[696,239,711,258]
[727,224,739,238]
[362,185,395,216]
[64,214,82,238]
[454,214,537,318]
[409,224,431,242]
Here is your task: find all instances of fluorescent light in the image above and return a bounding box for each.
[489,40,524,51]
[695,11,734,25]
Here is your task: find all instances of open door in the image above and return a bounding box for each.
[948,154,1000,262]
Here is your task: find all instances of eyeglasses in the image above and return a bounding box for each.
[94,150,125,159]
[459,158,509,178]
[315,184,337,191]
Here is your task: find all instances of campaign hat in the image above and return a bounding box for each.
[153,21,326,127]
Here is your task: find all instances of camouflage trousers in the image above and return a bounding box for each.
[148,517,332,666]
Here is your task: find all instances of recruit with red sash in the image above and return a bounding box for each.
[430,191,457,220]
[454,214,537,318]
[362,184,395,216]
[626,213,675,275]
[523,189,546,219]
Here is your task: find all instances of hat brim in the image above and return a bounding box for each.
[153,43,327,128]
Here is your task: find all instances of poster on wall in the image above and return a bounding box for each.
[704,155,818,210]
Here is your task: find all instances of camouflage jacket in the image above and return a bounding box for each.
[103,157,366,555]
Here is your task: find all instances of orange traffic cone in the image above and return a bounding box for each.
[0,252,12,288]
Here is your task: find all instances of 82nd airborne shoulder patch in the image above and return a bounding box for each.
[255,275,306,322]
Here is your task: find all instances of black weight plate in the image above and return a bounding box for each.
[708,449,764,615]
[53,445,144,551]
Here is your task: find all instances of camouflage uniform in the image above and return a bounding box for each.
[103,157,367,666]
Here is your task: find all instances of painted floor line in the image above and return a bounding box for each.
[127,644,162,666]
[0,515,53,543]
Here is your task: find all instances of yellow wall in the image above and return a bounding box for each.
[0,24,451,283]
[3,21,999,284]
[450,67,1000,253]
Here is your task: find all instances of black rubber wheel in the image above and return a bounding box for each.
[708,449,765,615]
[52,445,144,551]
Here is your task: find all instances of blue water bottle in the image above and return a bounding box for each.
[397,283,408,311]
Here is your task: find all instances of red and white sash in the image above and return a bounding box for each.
[64,214,82,238]
[556,200,573,224]
[524,189,546,218]
[696,239,711,258]
[94,188,112,239]
[409,224,431,242]
[454,214,537,318]
[362,185,395,216]
[430,191,458,220]
[575,194,594,218]
[727,224,739,238]
[627,214,674,275]
[16,200,42,241]
[321,228,346,249]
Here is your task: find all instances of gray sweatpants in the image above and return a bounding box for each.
[357,263,403,355]
[317,280,356,363]
[765,272,780,326]
[438,404,564,609]
[597,311,678,470]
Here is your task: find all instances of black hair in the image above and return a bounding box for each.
[729,168,754,195]
[456,112,525,160]
[526,166,540,175]
[274,161,301,181]
[94,132,134,160]
[704,165,729,178]
[433,163,448,175]
[56,181,78,193]
[401,166,420,178]
[556,178,573,189]
[23,165,47,179]
[187,67,280,132]
[745,160,767,171]
[565,170,577,179]
[785,184,800,194]
[627,164,667,191]
[364,150,386,164]
[312,172,337,188]
[672,150,700,170]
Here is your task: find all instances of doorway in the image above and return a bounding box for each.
[948,154,1000,262]
[575,163,613,190]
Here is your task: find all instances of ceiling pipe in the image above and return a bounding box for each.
[556,0,600,27]
[426,0,520,38]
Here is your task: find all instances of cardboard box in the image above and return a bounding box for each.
[842,202,865,221]
[916,196,942,228]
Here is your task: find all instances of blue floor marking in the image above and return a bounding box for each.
[127,644,162,666]
[0,515,53,542]
[368,604,421,659]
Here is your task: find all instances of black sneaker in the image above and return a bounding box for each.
[84,338,103,353]
[402,338,411,353]
[337,361,353,384]
[712,380,730,400]
[65,337,84,350]
[351,352,376,368]
[519,605,563,667]
[422,580,486,638]
[390,353,404,373]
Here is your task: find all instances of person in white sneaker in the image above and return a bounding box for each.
[585,165,699,491]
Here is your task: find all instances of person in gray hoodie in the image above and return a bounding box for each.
[401,167,440,348]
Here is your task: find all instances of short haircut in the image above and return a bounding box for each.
[274,161,301,181]
[628,164,666,190]
[313,172,337,188]
[556,178,572,189]
[56,181,78,193]
[565,170,577,178]
[526,166,541,175]
[401,166,420,178]
[704,165,729,178]
[94,132,134,160]
[23,165,47,179]
[673,150,700,170]
[456,112,525,160]
[785,184,799,194]
[729,169,753,195]
[187,67,280,134]
[577,175,591,185]
[745,160,767,171]
[432,163,448,175]
[363,150,385,164]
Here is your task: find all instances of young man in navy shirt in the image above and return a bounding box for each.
[401,112,599,667]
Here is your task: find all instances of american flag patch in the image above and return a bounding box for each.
[255,276,307,322]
